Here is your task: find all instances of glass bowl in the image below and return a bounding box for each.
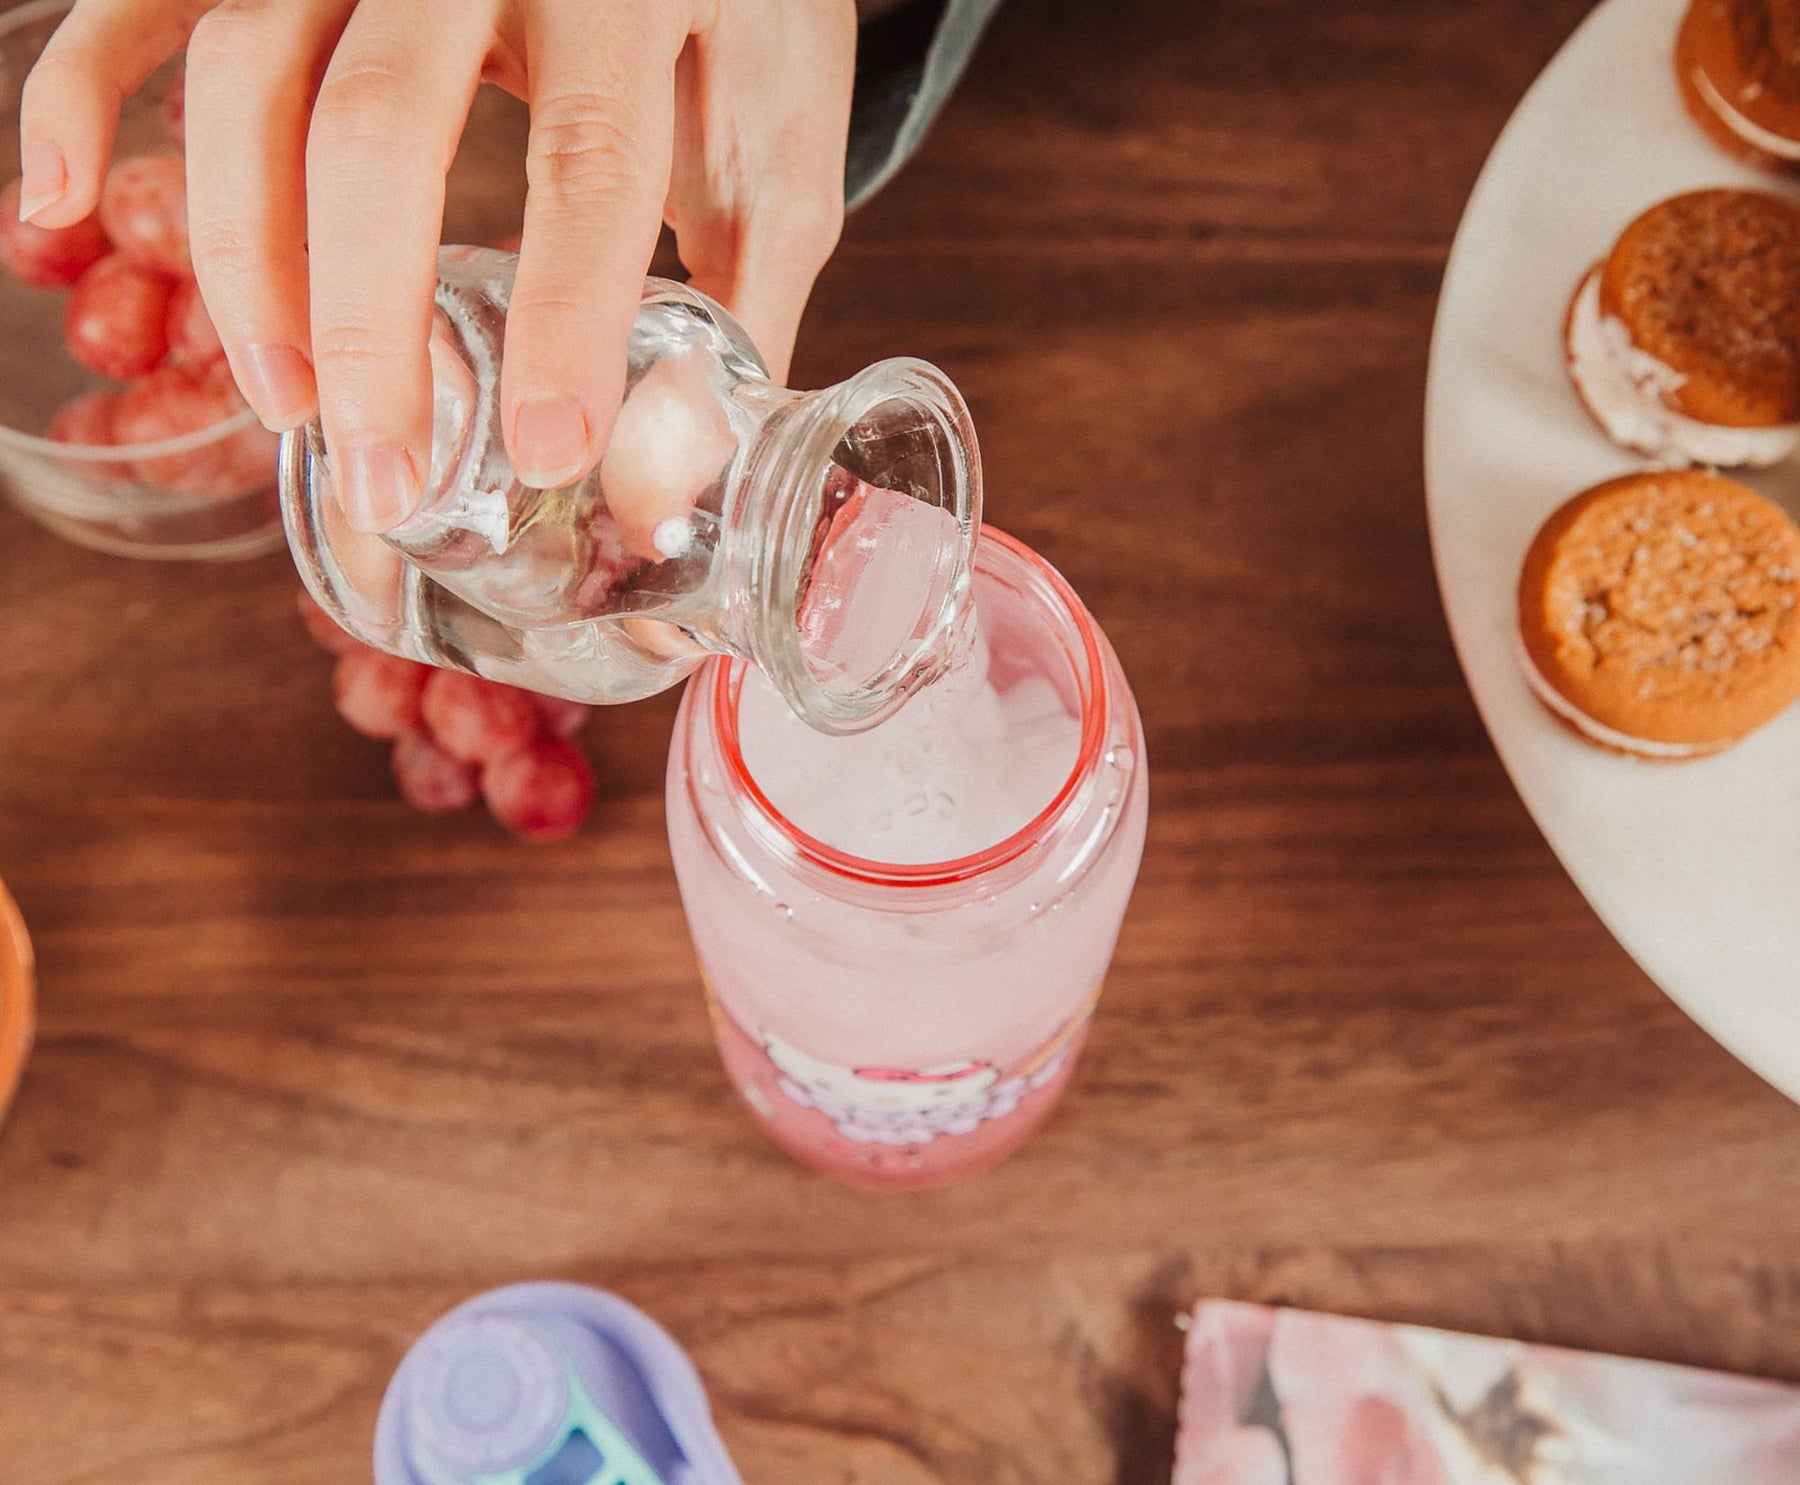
[0,881,32,1127]
[0,0,280,558]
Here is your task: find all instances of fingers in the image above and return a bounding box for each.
[18,0,210,226]
[305,0,495,531]
[680,180,844,385]
[185,0,354,433]
[668,0,854,382]
[499,3,684,489]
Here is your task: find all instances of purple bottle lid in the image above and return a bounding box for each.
[375,1282,742,1485]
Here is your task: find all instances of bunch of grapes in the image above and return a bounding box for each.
[299,592,598,843]
[0,78,274,494]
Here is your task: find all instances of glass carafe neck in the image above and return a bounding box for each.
[721,358,982,734]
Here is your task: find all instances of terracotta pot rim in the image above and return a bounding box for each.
[0,883,35,1122]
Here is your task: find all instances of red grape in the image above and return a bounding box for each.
[333,648,428,740]
[204,361,278,489]
[216,419,278,490]
[166,280,223,365]
[0,178,110,289]
[297,589,359,656]
[392,730,478,813]
[98,154,190,277]
[162,72,185,148]
[63,255,174,379]
[420,671,541,764]
[46,389,118,446]
[530,693,590,739]
[572,507,642,612]
[46,390,131,478]
[112,364,245,491]
[113,361,268,494]
[481,735,596,842]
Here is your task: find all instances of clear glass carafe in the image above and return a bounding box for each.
[281,248,981,734]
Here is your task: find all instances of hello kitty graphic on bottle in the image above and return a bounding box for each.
[705,981,1100,1188]
[761,1031,1076,1147]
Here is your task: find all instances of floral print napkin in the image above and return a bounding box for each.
[1175,1301,1800,1484]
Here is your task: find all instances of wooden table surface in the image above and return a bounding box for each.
[5,1,1800,1480]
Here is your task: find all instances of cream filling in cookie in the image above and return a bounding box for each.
[1566,268,1800,468]
[1516,636,1726,759]
[1692,66,1800,161]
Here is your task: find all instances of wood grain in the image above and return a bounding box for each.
[6,1,1800,1481]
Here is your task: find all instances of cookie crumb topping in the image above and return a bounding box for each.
[1550,477,1800,692]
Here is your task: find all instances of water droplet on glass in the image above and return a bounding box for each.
[1105,746,1135,772]
[904,791,930,817]
[774,901,794,921]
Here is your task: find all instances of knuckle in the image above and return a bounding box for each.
[313,315,407,371]
[186,211,258,274]
[310,46,418,151]
[750,183,844,269]
[22,48,108,111]
[184,1,275,77]
[526,91,640,202]
[507,286,589,321]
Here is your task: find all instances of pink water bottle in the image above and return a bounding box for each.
[667,528,1149,1189]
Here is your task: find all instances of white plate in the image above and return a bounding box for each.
[1425,0,1800,1098]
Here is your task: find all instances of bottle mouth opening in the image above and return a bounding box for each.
[713,526,1112,890]
[754,359,982,736]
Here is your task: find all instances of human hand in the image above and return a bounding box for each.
[20,0,857,531]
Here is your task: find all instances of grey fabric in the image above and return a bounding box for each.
[846,0,1003,208]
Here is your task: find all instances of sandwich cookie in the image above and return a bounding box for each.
[1564,189,1800,467]
[1677,0,1800,170]
[1518,470,1800,757]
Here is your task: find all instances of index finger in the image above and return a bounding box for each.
[303,0,491,532]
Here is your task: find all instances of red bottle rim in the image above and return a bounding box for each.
[709,526,1111,890]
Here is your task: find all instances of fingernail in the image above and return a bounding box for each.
[511,393,589,488]
[239,344,317,431]
[337,443,420,533]
[18,140,66,221]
